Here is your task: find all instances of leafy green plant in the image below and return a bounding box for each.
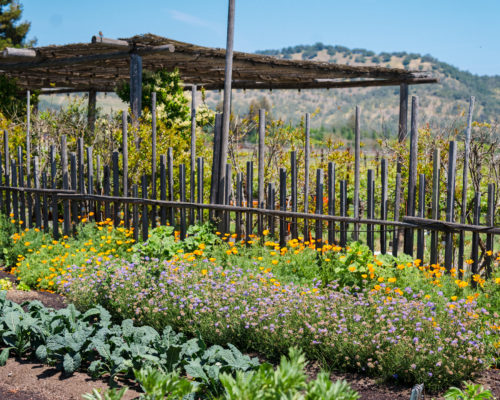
[0,278,13,290]
[134,366,198,400]
[219,347,359,400]
[82,387,128,400]
[443,382,494,400]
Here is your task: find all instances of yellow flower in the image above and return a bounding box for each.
[465,259,473,265]
[377,277,384,283]
[201,269,207,275]
[451,296,458,301]
[388,277,396,283]
[209,257,216,262]
[397,264,405,270]
[271,260,278,265]
[348,266,356,272]
[373,285,381,291]
[263,229,269,236]
[361,274,368,279]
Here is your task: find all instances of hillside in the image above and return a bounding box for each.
[202,43,500,136]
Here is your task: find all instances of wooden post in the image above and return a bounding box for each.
[416,173,426,262]
[122,111,129,227]
[151,93,158,226]
[219,0,235,211]
[304,113,311,240]
[130,51,142,125]
[380,158,388,253]
[339,180,346,248]
[430,148,441,265]
[17,146,25,229]
[210,113,222,210]
[132,184,139,242]
[457,96,475,272]
[11,159,18,222]
[223,163,232,233]
[327,162,336,244]
[141,175,148,241]
[236,172,242,238]
[42,172,49,232]
[159,154,167,225]
[315,168,324,249]
[33,156,41,228]
[95,154,101,222]
[87,89,97,133]
[485,183,495,278]
[397,83,408,173]
[70,153,78,230]
[470,191,480,288]
[167,147,174,226]
[26,90,31,179]
[267,182,275,238]
[367,169,374,251]
[444,141,457,271]
[87,147,94,220]
[179,164,186,239]
[246,161,253,243]
[258,109,266,234]
[50,145,56,235]
[112,151,119,226]
[190,86,196,225]
[404,96,418,256]
[197,156,204,223]
[290,150,298,239]
[353,106,360,241]
[61,135,70,236]
[103,165,110,220]
[3,131,10,216]
[393,173,402,256]
[279,167,287,248]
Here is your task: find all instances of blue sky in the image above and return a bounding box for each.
[21,0,500,76]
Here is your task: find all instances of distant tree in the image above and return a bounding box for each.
[0,0,37,119]
[0,0,34,49]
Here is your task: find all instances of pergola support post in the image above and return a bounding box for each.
[130,51,142,128]
[87,89,97,133]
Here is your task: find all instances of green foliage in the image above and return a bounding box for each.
[0,75,39,119]
[132,222,220,261]
[0,292,259,396]
[0,0,33,49]
[116,69,189,129]
[82,387,128,400]
[0,278,13,290]
[134,366,198,400]
[219,347,359,400]
[443,381,494,400]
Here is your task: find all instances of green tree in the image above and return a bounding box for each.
[0,0,37,119]
[0,0,34,49]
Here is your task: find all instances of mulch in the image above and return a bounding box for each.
[1,275,499,399]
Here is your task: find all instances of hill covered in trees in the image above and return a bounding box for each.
[204,42,499,138]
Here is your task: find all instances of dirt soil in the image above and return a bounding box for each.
[1,281,499,399]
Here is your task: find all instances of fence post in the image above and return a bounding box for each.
[42,172,49,232]
[190,87,196,226]
[112,150,120,227]
[197,157,204,223]
[404,96,419,256]
[103,165,110,221]
[159,154,167,226]
[33,156,41,228]
[315,168,324,249]
[290,150,298,239]
[246,161,253,243]
[17,146,26,229]
[485,184,495,278]
[70,152,78,231]
[61,135,70,236]
[179,164,186,239]
[267,182,275,238]
[167,147,174,226]
[380,158,388,253]
[236,172,242,239]
[353,106,360,241]
[430,149,441,265]
[3,131,10,216]
[458,96,475,273]
[87,147,94,221]
[303,113,310,240]
[279,167,287,248]
[122,111,129,228]
[11,159,18,223]
[141,174,148,242]
[258,109,265,235]
[444,141,457,272]
[416,173,426,263]
[327,162,336,245]
[132,184,139,243]
[367,169,374,251]
[470,191,481,288]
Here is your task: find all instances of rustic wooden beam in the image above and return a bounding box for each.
[91,36,129,47]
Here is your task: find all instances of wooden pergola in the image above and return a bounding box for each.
[0,33,437,123]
